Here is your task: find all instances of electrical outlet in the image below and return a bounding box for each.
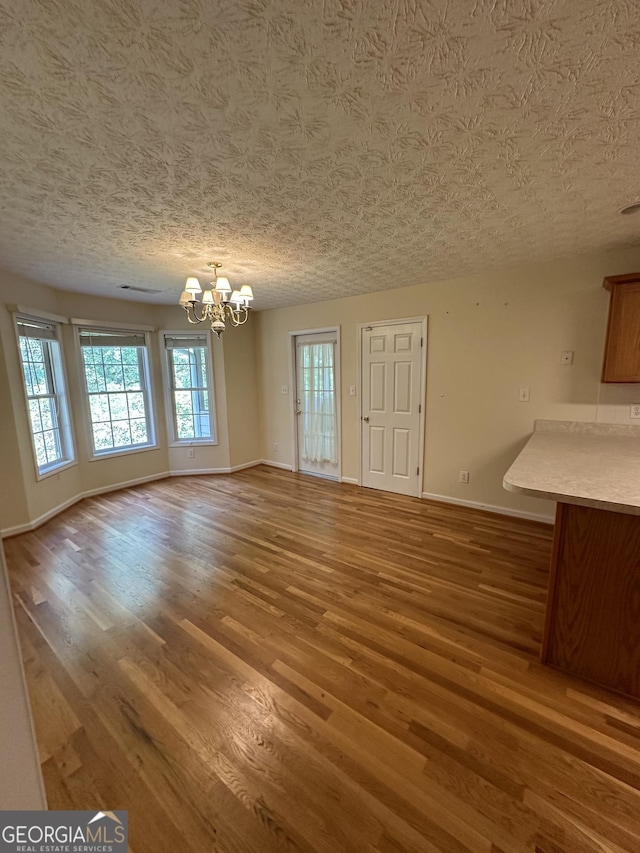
[281,385,288,394]
[459,470,469,484]
[187,449,195,458]
[273,442,279,453]
[519,387,530,402]
[631,405,640,419]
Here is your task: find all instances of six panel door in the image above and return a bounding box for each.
[361,322,423,496]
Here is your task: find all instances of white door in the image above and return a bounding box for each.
[295,332,339,479]
[361,321,423,496]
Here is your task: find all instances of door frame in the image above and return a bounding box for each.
[288,326,342,480]
[356,316,428,495]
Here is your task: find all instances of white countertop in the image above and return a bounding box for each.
[503,420,640,516]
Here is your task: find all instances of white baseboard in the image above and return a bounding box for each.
[229,460,263,473]
[169,460,262,476]
[1,466,554,539]
[420,491,554,524]
[83,471,170,499]
[1,495,85,538]
[1,471,172,538]
[259,459,294,471]
[0,464,269,538]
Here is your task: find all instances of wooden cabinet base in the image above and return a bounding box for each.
[543,502,640,700]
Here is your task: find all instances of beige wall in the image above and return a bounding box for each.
[223,320,261,469]
[0,273,260,534]
[255,248,640,520]
[0,543,46,808]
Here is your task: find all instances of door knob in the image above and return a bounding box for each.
[362,416,369,422]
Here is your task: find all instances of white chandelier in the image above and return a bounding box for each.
[179,262,254,337]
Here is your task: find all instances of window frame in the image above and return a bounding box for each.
[76,326,158,460]
[14,314,76,480]
[160,330,217,447]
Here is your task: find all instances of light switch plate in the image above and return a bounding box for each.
[561,351,574,365]
[281,385,288,394]
[519,387,530,402]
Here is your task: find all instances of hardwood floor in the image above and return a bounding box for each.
[5,466,640,852]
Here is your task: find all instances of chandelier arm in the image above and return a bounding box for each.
[183,303,207,324]
[225,306,249,326]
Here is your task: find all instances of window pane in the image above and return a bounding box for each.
[28,399,43,434]
[195,390,208,415]
[33,434,47,468]
[174,390,192,414]
[123,364,141,390]
[39,398,55,431]
[94,423,114,450]
[127,391,145,418]
[108,394,128,421]
[43,429,59,460]
[104,363,124,391]
[173,364,192,389]
[195,413,211,438]
[84,364,101,393]
[195,350,208,384]
[90,394,111,423]
[112,421,132,447]
[176,414,193,440]
[130,419,148,444]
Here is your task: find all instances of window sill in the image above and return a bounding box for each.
[36,459,78,482]
[168,440,219,448]
[89,443,159,462]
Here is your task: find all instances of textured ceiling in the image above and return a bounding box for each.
[0,0,639,309]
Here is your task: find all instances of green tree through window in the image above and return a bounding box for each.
[79,329,154,454]
[164,334,214,442]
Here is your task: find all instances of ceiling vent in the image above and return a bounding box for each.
[118,285,163,293]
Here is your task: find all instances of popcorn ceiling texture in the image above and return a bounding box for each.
[0,0,639,308]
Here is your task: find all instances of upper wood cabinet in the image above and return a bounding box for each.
[602,272,640,383]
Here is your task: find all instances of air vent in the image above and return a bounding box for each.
[119,285,163,293]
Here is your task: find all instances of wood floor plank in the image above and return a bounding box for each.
[5,466,640,852]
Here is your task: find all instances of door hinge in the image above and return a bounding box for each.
[418,403,422,413]
[416,467,420,475]
[421,337,424,347]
